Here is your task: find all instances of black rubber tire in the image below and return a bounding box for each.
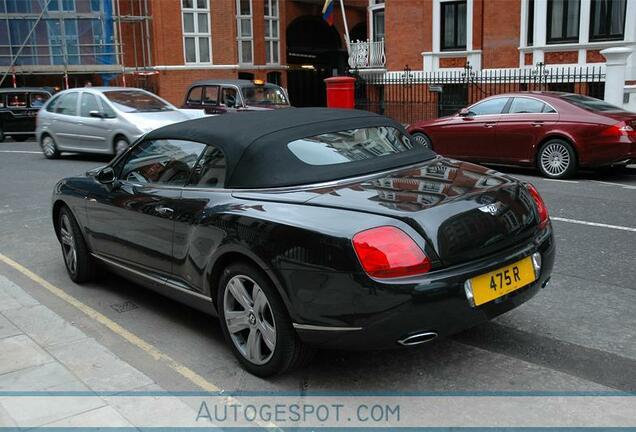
[217,261,314,377]
[0,128,5,142]
[58,206,96,283]
[537,139,578,179]
[411,132,433,150]
[11,135,29,142]
[41,134,60,159]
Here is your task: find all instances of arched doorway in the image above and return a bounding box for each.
[286,16,347,107]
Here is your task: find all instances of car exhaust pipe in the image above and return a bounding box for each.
[398,331,438,346]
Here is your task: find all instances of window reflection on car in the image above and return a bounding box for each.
[104,90,173,113]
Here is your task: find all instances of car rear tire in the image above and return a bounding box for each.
[41,134,60,159]
[0,128,4,142]
[58,206,96,283]
[217,262,314,377]
[411,132,432,150]
[537,139,577,179]
[114,136,129,155]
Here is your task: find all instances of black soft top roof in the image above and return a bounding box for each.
[145,108,434,189]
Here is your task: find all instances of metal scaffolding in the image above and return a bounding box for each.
[0,0,152,87]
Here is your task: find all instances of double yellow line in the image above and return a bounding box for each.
[0,252,281,429]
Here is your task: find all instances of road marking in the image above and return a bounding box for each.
[0,150,41,154]
[591,180,636,190]
[552,217,636,233]
[542,179,579,184]
[0,252,222,391]
[0,252,281,429]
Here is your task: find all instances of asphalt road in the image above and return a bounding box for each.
[1,138,635,395]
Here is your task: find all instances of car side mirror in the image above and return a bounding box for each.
[89,110,105,118]
[97,167,116,184]
[458,108,472,117]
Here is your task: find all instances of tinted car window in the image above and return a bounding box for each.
[55,93,78,116]
[287,127,415,166]
[508,97,547,114]
[7,93,27,108]
[30,92,50,108]
[191,145,226,188]
[120,139,206,186]
[104,90,172,113]
[221,87,238,107]
[187,86,203,103]
[561,94,623,112]
[80,93,101,117]
[204,86,219,104]
[45,94,62,112]
[242,86,288,106]
[469,98,509,116]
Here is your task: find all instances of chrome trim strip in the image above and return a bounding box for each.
[292,323,363,331]
[91,253,212,303]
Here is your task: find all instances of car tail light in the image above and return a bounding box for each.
[352,226,431,279]
[526,184,549,228]
[602,122,636,138]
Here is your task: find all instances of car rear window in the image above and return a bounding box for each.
[561,94,623,112]
[287,127,417,166]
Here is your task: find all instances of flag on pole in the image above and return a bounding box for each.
[322,0,335,26]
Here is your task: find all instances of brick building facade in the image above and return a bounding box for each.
[355,0,635,111]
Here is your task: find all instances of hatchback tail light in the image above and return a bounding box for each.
[526,184,549,228]
[352,226,431,279]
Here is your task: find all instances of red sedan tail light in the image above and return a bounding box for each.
[526,184,549,228]
[602,121,636,139]
[352,226,431,279]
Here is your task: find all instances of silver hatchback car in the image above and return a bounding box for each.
[37,87,195,159]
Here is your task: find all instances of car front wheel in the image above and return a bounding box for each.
[58,206,95,283]
[411,132,432,150]
[537,139,577,179]
[41,135,60,159]
[218,262,313,377]
[114,137,129,155]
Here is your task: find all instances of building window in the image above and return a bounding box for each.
[547,0,580,44]
[527,0,534,46]
[182,0,211,64]
[264,0,279,64]
[237,0,253,64]
[370,0,385,42]
[441,1,467,51]
[590,0,626,41]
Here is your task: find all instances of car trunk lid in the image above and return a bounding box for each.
[303,158,540,266]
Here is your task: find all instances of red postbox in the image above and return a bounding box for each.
[324,76,355,109]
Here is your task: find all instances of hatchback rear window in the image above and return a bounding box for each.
[561,94,623,112]
[287,127,417,166]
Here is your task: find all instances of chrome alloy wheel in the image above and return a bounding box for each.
[42,136,56,157]
[223,275,277,365]
[115,139,129,155]
[412,133,431,149]
[540,143,571,177]
[60,214,77,275]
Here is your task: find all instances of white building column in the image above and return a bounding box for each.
[532,0,547,65]
[600,47,632,106]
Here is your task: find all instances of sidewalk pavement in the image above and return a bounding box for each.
[0,274,196,428]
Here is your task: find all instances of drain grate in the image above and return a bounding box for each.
[110,301,139,313]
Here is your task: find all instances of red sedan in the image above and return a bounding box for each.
[407,92,636,178]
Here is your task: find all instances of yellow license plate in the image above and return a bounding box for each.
[469,256,536,306]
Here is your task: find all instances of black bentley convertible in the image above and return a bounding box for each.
[52,108,554,376]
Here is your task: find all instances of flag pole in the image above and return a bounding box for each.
[338,0,351,54]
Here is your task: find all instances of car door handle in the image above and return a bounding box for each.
[484,122,496,128]
[155,205,174,216]
[531,122,544,127]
